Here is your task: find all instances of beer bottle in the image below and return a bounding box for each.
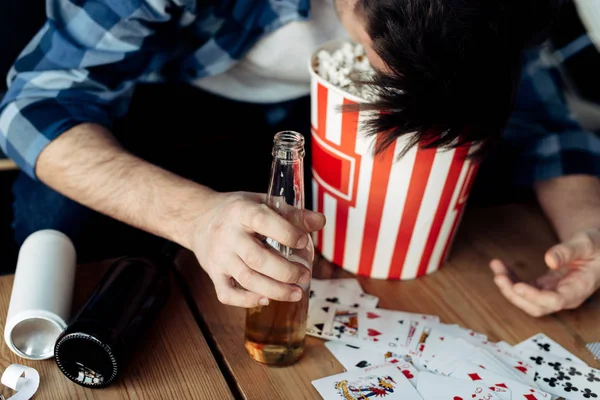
[244,131,314,366]
[53,248,172,388]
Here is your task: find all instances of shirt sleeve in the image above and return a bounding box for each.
[0,0,177,179]
[504,47,600,187]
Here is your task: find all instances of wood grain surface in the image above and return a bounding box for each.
[0,259,234,399]
[178,204,600,400]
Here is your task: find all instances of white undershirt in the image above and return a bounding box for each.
[192,0,349,103]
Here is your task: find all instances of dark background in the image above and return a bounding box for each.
[0,0,46,270]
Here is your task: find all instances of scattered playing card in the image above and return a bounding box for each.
[307,300,333,338]
[516,333,586,366]
[534,361,600,400]
[386,356,419,387]
[416,371,501,400]
[325,342,387,371]
[310,278,379,309]
[307,279,594,400]
[425,337,522,379]
[322,305,362,343]
[472,340,539,388]
[312,364,423,399]
[446,361,550,399]
[356,308,438,350]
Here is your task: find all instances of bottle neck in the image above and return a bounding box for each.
[267,132,305,209]
[266,131,306,257]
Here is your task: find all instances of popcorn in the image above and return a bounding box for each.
[314,42,376,100]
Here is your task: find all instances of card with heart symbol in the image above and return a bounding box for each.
[307,280,598,399]
[324,341,418,386]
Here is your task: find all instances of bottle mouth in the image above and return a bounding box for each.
[54,333,119,388]
[273,131,305,157]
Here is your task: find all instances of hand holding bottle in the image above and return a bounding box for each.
[190,191,325,308]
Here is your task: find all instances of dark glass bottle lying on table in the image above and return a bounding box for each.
[54,247,173,388]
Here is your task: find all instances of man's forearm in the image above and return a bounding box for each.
[36,123,215,250]
[535,174,600,241]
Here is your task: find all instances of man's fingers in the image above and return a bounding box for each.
[213,275,267,308]
[492,278,550,317]
[242,203,309,248]
[490,259,509,276]
[230,256,303,302]
[490,260,551,317]
[278,205,326,234]
[489,259,521,282]
[556,274,597,309]
[534,269,567,290]
[513,283,565,313]
[237,233,311,285]
[545,230,600,269]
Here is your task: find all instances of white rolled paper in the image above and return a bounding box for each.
[4,230,77,360]
[1,364,39,400]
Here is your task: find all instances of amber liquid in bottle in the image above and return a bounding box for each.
[244,131,314,366]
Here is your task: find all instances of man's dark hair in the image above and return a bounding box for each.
[351,0,565,157]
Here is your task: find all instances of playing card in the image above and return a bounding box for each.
[322,305,364,344]
[307,300,334,338]
[515,333,586,366]
[474,341,539,388]
[386,356,420,387]
[312,364,423,399]
[416,371,501,400]
[311,278,364,296]
[426,337,523,380]
[434,323,488,345]
[356,309,439,350]
[407,325,494,373]
[407,324,450,369]
[310,278,379,308]
[447,361,551,400]
[534,360,600,400]
[325,342,388,370]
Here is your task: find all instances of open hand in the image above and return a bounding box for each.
[191,191,326,308]
[490,229,600,317]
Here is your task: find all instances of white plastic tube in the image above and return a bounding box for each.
[4,230,76,360]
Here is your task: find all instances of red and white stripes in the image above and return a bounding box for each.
[310,79,479,280]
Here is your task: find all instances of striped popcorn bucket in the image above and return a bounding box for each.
[308,40,480,280]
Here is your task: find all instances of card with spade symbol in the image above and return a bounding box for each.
[307,300,333,338]
[322,305,361,344]
[309,278,379,309]
[324,341,419,386]
[325,342,388,371]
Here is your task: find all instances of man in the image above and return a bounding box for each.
[0,0,599,317]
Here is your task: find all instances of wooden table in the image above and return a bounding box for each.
[0,260,234,399]
[177,204,600,400]
[0,204,596,399]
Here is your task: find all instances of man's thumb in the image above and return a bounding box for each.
[545,232,597,269]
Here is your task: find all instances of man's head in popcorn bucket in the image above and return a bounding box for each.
[330,0,563,156]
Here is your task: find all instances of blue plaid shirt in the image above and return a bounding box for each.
[1,0,599,184]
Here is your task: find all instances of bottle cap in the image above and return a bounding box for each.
[4,230,76,360]
[54,332,119,388]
